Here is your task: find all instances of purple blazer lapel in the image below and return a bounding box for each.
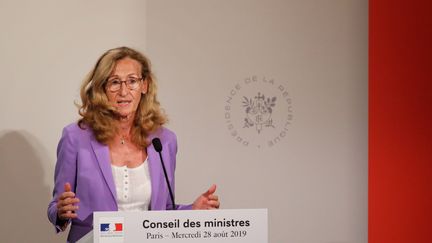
[86,130,167,211]
[147,132,166,210]
[147,143,159,210]
[90,139,117,203]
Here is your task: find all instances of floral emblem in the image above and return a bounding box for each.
[242,92,276,133]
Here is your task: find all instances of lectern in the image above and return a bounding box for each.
[77,209,267,243]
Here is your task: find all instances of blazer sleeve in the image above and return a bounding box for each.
[47,127,78,232]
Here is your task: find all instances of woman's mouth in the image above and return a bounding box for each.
[117,100,131,107]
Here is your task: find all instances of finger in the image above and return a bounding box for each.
[59,212,78,220]
[207,200,220,208]
[203,184,217,197]
[57,197,80,208]
[207,194,218,201]
[59,205,79,213]
[58,196,79,205]
[63,197,80,206]
[64,182,72,192]
[59,191,76,200]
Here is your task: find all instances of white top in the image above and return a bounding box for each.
[111,159,152,211]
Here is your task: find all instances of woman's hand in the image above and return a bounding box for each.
[56,183,80,222]
[192,184,220,210]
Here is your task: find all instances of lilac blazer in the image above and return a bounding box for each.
[47,123,191,243]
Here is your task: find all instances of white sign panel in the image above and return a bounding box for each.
[93,209,267,243]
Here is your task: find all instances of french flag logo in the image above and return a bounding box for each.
[100,223,123,232]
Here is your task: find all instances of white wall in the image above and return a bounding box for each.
[0,1,367,243]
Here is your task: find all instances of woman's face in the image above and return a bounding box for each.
[105,57,148,119]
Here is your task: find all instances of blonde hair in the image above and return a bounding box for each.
[78,46,167,148]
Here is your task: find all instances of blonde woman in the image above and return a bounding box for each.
[47,47,220,243]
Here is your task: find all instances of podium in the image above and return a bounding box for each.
[77,209,267,243]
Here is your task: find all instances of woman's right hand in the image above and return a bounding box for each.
[56,182,80,221]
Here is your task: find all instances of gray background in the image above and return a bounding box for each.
[0,1,367,242]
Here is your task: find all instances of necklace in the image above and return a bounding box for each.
[119,124,130,145]
[120,135,127,145]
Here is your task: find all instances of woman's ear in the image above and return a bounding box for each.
[141,78,149,94]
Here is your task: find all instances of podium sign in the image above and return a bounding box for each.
[93,209,267,243]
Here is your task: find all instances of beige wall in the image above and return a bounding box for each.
[147,1,367,243]
[0,1,367,242]
[0,0,147,242]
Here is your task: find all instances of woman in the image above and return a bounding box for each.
[47,47,220,242]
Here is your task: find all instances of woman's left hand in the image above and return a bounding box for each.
[192,184,220,210]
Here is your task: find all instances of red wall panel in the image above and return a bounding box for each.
[369,0,432,242]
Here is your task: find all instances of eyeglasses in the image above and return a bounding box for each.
[106,77,143,92]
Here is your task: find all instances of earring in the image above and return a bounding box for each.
[142,91,146,95]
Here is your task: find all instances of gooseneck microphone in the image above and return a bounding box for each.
[152,138,176,210]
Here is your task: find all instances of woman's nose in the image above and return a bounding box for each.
[119,82,128,95]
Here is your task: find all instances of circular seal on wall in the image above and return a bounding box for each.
[224,75,293,148]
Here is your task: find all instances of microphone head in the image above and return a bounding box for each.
[152,138,163,152]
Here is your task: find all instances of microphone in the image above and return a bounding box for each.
[152,138,176,210]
